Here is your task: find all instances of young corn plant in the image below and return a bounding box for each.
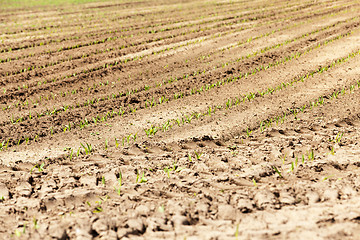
[81,142,93,155]
[114,171,122,195]
[272,166,283,178]
[194,151,202,160]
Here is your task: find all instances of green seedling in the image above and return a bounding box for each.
[93,206,103,213]
[114,171,122,195]
[252,178,257,187]
[139,172,147,183]
[246,128,252,137]
[194,151,202,160]
[158,205,165,213]
[322,175,334,181]
[136,170,140,183]
[288,162,295,172]
[81,142,93,155]
[280,154,286,164]
[164,167,170,178]
[329,147,335,155]
[308,149,314,161]
[105,139,108,150]
[188,154,192,162]
[101,176,106,186]
[335,132,343,143]
[272,166,283,178]
[33,218,39,230]
[235,224,239,239]
[69,148,74,160]
[30,163,44,173]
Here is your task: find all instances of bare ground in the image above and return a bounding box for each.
[1,0,360,239]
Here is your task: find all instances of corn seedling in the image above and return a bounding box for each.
[114,171,122,195]
[329,147,335,155]
[81,142,93,155]
[30,163,45,173]
[246,128,252,137]
[252,178,257,187]
[272,166,283,178]
[139,172,147,183]
[101,176,106,186]
[69,148,74,160]
[105,139,108,150]
[308,149,315,161]
[194,151,202,160]
[288,161,295,172]
[280,154,286,164]
[164,167,170,178]
[188,154,192,162]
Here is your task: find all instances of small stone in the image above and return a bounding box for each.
[126,219,145,234]
[117,228,128,239]
[15,182,32,197]
[323,188,339,202]
[79,175,96,187]
[254,190,276,208]
[237,199,253,213]
[306,191,320,204]
[0,183,9,200]
[341,185,356,199]
[279,191,296,205]
[103,172,118,187]
[75,228,92,240]
[135,204,150,217]
[48,223,67,239]
[172,215,189,228]
[195,203,208,215]
[99,230,117,240]
[217,204,236,220]
[92,219,108,234]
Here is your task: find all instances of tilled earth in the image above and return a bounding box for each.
[1,0,360,239]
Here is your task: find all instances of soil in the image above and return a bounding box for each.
[1,0,360,239]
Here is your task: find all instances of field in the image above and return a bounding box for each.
[1,0,360,238]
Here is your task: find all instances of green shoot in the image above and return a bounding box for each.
[164,167,170,178]
[252,178,257,187]
[30,163,44,173]
[194,151,202,160]
[308,149,314,161]
[114,171,122,195]
[188,154,192,162]
[139,172,147,183]
[101,176,106,186]
[81,142,93,155]
[272,166,283,178]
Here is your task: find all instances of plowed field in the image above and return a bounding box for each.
[1,0,360,239]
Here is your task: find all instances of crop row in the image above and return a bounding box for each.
[135,47,360,139]
[1,3,355,105]
[2,14,357,129]
[0,0,298,54]
[58,71,360,158]
[3,19,356,126]
[1,0,255,37]
[0,0,328,75]
[1,30,359,149]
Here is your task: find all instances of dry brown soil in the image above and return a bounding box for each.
[1,0,360,239]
